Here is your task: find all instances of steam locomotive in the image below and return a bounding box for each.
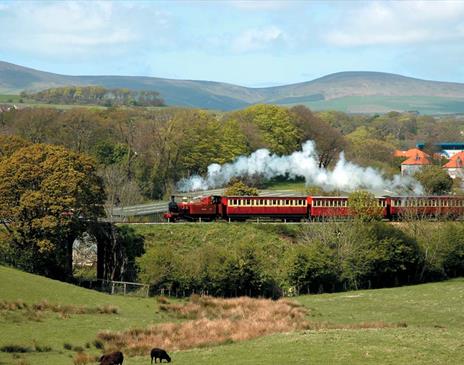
[164,195,464,222]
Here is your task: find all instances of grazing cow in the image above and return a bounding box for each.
[99,351,124,365]
[150,348,171,363]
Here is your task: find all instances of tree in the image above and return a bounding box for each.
[414,165,453,195]
[224,181,258,196]
[0,144,105,278]
[286,241,339,294]
[0,135,30,160]
[230,104,299,155]
[348,190,383,222]
[290,105,346,168]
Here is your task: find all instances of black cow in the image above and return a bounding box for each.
[151,348,171,363]
[99,351,124,365]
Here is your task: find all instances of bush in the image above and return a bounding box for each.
[224,181,258,196]
[135,222,458,296]
[342,222,420,289]
[348,190,383,222]
[0,345,33,353]
[286,241,339,294]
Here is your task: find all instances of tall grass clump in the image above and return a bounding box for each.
[97,295,309,355]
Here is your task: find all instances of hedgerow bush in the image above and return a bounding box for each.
[134,221,464,297]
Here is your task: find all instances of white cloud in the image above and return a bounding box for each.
[326,1,464,47]
[232,26,286,52]
[0,1,170,58]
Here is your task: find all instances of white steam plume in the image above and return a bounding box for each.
[177,140,423,195]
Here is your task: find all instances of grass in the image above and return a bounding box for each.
[0,94,20,103]
[1,265,464,364]
[0,265,172,365]
[264,180,307,192]
[280,95,464,115]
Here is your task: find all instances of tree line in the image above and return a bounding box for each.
[136,220,464,297]
[20,86,165,107]
[0,103,463,283]
[2,104,461,208]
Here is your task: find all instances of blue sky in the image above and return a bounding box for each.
[1,0,464,87]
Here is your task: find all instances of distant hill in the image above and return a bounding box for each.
[1,61,464,113]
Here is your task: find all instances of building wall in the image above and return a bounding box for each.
[401,164,424,176]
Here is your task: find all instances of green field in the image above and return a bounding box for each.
[0,95,20,103]
[280,95,464,115]
[1,265,463,364]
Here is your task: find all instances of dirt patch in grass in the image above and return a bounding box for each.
[97,295,407,356]
[73,351,98,365]
[98,295,309,355]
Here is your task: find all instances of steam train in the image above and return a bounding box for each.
[164,195,464,222]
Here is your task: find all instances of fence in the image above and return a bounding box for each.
[78,279,150,297]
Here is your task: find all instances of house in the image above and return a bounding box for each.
[394,148,432,176]
[400,152,432,176]
[443,151,464,179]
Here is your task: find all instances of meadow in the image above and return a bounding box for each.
[1,265,463,364]
[282,95,464,114]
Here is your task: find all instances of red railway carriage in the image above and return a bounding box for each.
[222,196,308,220]
[308,196,388,219]
[387,196,464,219]
[164,194,464,222]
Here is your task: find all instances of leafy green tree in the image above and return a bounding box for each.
[286,241,339,294]
[414,165,453,195]
[224,181,258,196]
[342,222,420,289]
[230,104,299,155]
[348,190,383,222]
[217,119,249,164]
[0,144,105,278]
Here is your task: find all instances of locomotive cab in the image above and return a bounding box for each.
[164,195,222,221]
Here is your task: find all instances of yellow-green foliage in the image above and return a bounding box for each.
[0,144,105,276]
[224,181,258,196]
[348,190,383,222]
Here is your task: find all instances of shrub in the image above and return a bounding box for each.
[0,345,33,353]
[224,181,258,196]
[73,352,97,365]
[286,241,340,294]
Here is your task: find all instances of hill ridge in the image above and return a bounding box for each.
[1,61,464,113]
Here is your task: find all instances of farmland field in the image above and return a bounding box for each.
[1,265,463,364]
[280,95,464,114]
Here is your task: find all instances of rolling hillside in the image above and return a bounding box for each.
[1,61,464,113]
[1,265,464,364]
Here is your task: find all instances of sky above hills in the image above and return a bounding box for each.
[1,0,463,87]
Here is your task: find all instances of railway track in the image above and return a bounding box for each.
[111,189,305,217]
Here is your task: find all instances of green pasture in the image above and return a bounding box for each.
[1,265,463,364]
[280,95,464,115]
[0,95,20,103]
